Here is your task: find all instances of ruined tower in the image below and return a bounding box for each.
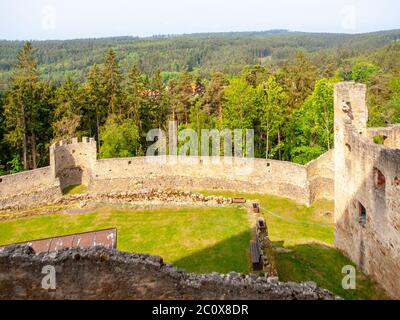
[50,137,97,190]
[334,82,400,298]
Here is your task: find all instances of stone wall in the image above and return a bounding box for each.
[50,137,97,189]
[334,82,400,299]
[0,167,62,209]
[91,156,312,205]
[366,125,400,149]
[0,245,338,300]
[0,135,335,210]
[307,149,334,203]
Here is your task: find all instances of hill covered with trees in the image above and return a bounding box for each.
[0,30,399,175]
[1,29,400,90]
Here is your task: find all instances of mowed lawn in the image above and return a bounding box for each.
[0,207,251,274]
[199,190,389,300]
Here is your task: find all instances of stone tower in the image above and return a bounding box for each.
[49,137,97,190]
[334,82,400,299]
[334,82,368,225]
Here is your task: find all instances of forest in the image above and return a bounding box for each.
[0,30,400,175]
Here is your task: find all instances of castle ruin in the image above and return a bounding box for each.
[0,82,399,298]
[334,82,400,299]
[0,136,334,210]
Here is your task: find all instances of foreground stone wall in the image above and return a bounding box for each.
[334,82,400,299]
[0,246,338,300]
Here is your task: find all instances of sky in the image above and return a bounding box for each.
[0,0,399,40]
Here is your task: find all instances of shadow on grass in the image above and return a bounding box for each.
[274,242,390,300]
[172,230,252,275]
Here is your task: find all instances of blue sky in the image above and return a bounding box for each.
[0,0,399,40]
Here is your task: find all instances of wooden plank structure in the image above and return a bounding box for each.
[250,240,262,271]
[0,228,117,254]
[232,197,246,204]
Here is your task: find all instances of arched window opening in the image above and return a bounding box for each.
[358,202,367,227]
[373,168,386,190]
[373,135,387,145]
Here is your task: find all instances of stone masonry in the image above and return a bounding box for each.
[0,138,334,210]
[334,82,400,299]
[0,245,338,300]
[0,81,399,298]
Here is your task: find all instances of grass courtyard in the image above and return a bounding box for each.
[0,206,251,274]
[200,190,389,300]
[0,189,389,299]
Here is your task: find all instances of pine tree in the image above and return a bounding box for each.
[3,42,45,170]
[278,51,318,109]
[52,76,84,140]
[126,64,144,127]
[168,71,200,124]
[102,49,123,119]
[149,69,169,130]
[84,64,106,148]
[201,72,229,119]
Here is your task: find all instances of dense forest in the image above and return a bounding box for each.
[0,30,400,175]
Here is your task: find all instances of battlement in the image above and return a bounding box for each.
[0,132,336,209]
[50,136,96,149]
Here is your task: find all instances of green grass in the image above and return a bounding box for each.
[199,190,389,300]
[62,184,88,195]
[0,189,390,299]
[0,206,251,274]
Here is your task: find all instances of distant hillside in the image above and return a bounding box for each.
[1,29,400,90]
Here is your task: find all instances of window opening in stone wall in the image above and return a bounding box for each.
[373,135,387,145]
[358,202,367,227]
[373,168,386,190]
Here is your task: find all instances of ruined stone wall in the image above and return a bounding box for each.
[0,138,335,209]
[307,149,334,203]
[0,167,61,209]
[0,246,338,300]
[334,82,400,299]
[0,138,98,209]
[90,156,311,205]
[366,125,400,148]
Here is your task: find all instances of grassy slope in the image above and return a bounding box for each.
[62,184,88,195]
[199,190,389,300]
[0,206,251,274]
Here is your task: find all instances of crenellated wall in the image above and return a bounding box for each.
[50,137,97,189]
[334,82,400,299]
[0,136,335,209]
